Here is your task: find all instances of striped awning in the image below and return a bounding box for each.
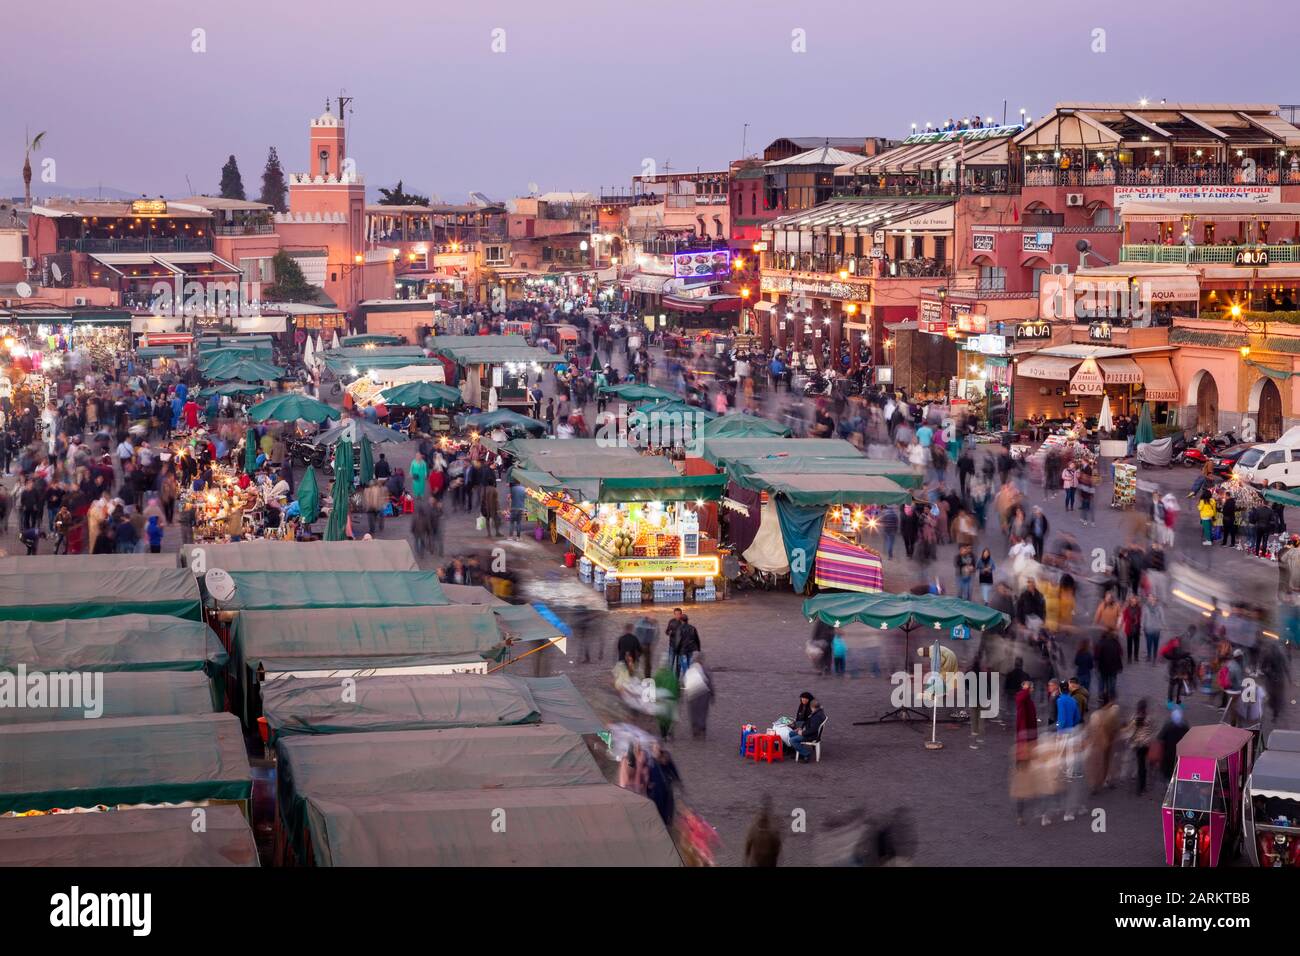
[1097,356,1143,384]
[1017,354,1079,380]
[1135,355,1180,401]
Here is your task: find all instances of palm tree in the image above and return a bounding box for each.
[23,129,46,208]
[376,180,430,206]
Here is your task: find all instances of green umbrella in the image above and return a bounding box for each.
[296,465,321,525]
[197,381,264,398]
[243,427,258,476]
[459,409,548,435]
[377,380,462,409]
[1136,402,1155,446]
[597,382,679,403]
[358,436,374,486]
[312,419,407,446]
[207,359,285,382]
[248,392,337,425]
[325,441,353,541]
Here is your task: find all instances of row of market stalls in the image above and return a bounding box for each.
[0,542,677,865]
[0,553,258,866]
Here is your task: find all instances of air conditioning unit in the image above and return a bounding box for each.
[73,296,88,306]
[1066,193,1085,207]
[1051,263,1071,275]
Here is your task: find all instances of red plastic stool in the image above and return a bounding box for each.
[744,733,760,761]
[756,734,784,763]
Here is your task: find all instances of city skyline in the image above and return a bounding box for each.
[7,0,1298,201]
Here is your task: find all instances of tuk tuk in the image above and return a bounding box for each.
[1162,724,1255,867]
[1244,729,1300,867]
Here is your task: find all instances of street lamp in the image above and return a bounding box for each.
[1240,345,1251,358]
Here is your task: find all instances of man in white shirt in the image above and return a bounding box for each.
[117,437,134,466]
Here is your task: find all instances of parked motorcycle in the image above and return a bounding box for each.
[803,369,835,398]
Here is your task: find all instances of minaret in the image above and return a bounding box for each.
[309,111,346,180]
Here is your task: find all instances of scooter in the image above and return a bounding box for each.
[803,369,835,398]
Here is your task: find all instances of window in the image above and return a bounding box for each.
[893,236,905,261]
[932,236,946,263]
[750,191,757,215]
[1261,450,1286,468]
[978,265,1007,292]
[911,236,924,259]
[1031,268,1048,293]
[1092,207,1117,227]
[239,256,273,284]
[484,245,505,264]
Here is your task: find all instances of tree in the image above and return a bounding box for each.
[258,146,288,212]
[22,130,46,208]
[220,155,246,200]
[263,250,315,302]
[376,180,430,206]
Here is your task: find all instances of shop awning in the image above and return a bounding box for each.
[595,474,728,503]
[1097,356,1143,384]
[746,473,911,506]
[1264,487,1300,508]
[0,613,226,673]
[214,571,447,612]
[1134,355,1180,401]
[662,295,741,313]
[753,300,777,313]
[1017,354,1079,380]
[0,568,202,622]
[0,672,218,725]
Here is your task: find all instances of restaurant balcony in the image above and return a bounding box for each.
[637,237,731,255]
[832,178,1015,200]
[665,194,729,208]
[1121,242,1300,264]
[1024,163,1300,189]
[922,277,1036,300]
[57,237,214,254]
[764,251,949,279]
[214,222,275,236]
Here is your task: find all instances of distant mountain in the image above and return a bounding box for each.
[0,178,141,202]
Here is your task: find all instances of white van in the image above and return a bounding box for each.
[1232,426,1300,488]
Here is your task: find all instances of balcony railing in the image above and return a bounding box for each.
[1024,163,1300,188]
[764,251,949,278]
[637,237,731,255]
[1121,242,1300,264]
[214,222,275,236]
[57,237,214,253]
[834,179,1015,199]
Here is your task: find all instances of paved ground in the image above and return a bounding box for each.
[7,338,1295,866]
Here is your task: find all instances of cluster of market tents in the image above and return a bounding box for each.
[0,542,681,866]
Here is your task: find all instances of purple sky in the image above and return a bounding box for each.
[7,0,1298,202]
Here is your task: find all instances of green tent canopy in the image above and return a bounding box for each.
[248,393,337,425]
[725,455,923,489]
[460,409,548,435]
[802,591,1010,632]
[377,380,462,409]
[357,436,375,485]
[0,672,219,725]
[0,713,252,814]
[197,381,266,398]
[325,440,353,541]
[205,359,285,382]
[229,604,505,724]
[0,804,259,867]
[744,473,911,506]
[700,413,792,439]
[598,382,679,403]
[303,784,682,866]
[697,436,864,467]
[313,419,407,445]
[1264,487,1300,508]
[0,614,226,673]
[0,568,203,622]
[296,465,321,525]
[244,427,258,476]
[181,539,418,573]
[595,473,728,503]
[215,570,448,612]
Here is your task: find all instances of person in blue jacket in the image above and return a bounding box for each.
[1048,678,1080,730]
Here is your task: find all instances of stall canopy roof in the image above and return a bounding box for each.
[1016,354,1080,380]
[0,805,259,867]
[181,539,419,573]
[429,335,563,365]
[213,570,446,611]
[0,672,217,725]
[0,713,252,814]
[0,553,178,574]
[699,413,792,439]
[1118,201,1300,222]
[262,673,601,738]
[725,456,924,489]
[323,353,439,374]
[803,591,1010,631]
[745,473,911,506]
[1249,748,1300,798]
[0,568,203,622]
[0,613,226,673]
[304,784,682,866]
[696,436,864,467]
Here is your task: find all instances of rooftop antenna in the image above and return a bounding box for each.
[742,123,749,159]
[337,90,353,121]
[185,175,194,196]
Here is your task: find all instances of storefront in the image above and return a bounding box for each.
[1012,345,1180,423]
[757,273,874,368]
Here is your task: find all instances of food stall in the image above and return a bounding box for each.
[506,439,728,604]
[427,336,564,413]
[179,460,288,544]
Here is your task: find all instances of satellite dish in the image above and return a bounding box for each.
[15,282,32,298]
[204,567,237,603]
[50,262,63,282]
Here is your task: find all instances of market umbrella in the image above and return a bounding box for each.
[197,381,264,398]
[303,336,314,365]
[377,380,462,409]
[1136,402,1155,446]
[324,440,353,541]
[248,392,337,425]
[638,399,719,421]
[342,333,402,347]
[458,409,548,436]
[296,465,321,525]
[358,435,374,486]
[802,592,1009,723]
[312,418,407,446]
[207,359,284,383]
[331,330,341,350]
[597,382,678,403]
[700,412,790,439]
[243,427,258,476]
[1098,394,1114,433]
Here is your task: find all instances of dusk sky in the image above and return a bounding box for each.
[7,0,1297,202]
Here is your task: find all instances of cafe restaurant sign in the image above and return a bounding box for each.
[972,233,996,252]
[920,299,950,334]
[790,277,871,300]
[131,199,168,215]
[1069,357,1105,395]
[1114,185,1280,205]
[1022,232,1054,253]
[1234,247,1270,267]
[1088,321,1113,342]
[1015,320,1052,340]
